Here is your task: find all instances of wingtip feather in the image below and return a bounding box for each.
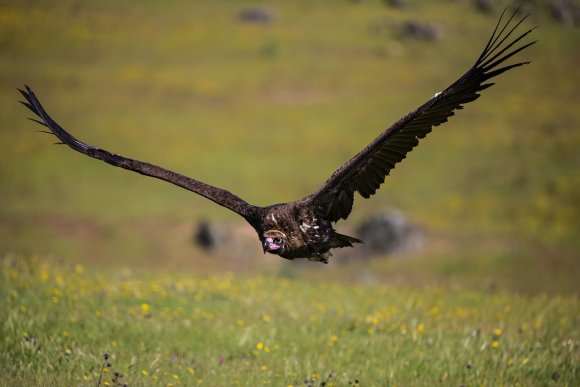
[19,100,33,110]
[29,117,48,126]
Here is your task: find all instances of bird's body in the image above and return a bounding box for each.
[250,202,361,262]
[20,10,535,263]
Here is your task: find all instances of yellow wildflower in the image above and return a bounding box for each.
[400,324,407,335]
[74,264,84,274]
[256,341,264,350]
[492,341,500,348]
[141,303,151,313]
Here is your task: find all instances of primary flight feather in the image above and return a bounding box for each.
[20,10,535,263]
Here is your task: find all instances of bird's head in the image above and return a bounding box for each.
[262,230,286,255]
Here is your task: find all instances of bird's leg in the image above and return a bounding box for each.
[308,251,331,264]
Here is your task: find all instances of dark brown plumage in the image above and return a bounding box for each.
[19,10,534,263]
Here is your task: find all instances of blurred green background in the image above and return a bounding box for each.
[1,0,578,294]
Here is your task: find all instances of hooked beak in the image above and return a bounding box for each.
[262,239,269,254]
[262,237,272,254]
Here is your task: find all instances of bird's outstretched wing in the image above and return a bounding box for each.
[308,10,535,222]
[19,86,257,219]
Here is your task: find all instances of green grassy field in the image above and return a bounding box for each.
[1,0,579,385]
[2,256,578,386]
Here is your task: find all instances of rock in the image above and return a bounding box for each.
[194,220,221,250]
[474,0,495,14]
[383,0,407,8]
[192,220,262,260]
[401,20,441,41]
[356,210,424,256]
[549,0,579,26]
[238,8,275,24]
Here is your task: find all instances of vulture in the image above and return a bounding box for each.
[20,10,535,263]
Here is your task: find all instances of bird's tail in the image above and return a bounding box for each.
[335,233,363,248]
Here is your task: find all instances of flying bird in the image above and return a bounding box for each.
[20,10,534,263]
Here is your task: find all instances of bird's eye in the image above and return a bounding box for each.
[273,236,282,244]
